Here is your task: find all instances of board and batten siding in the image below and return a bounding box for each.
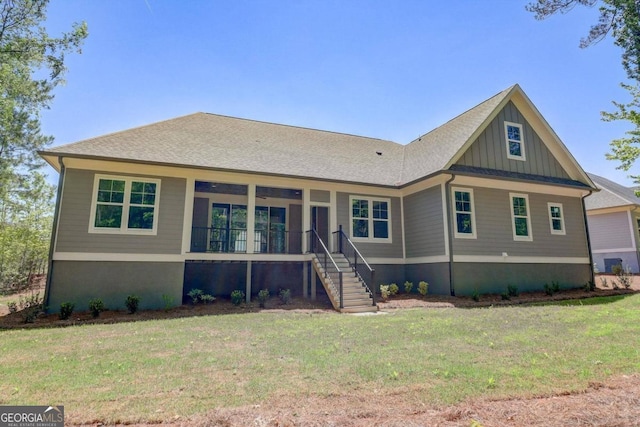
[456,101,571,179]
[55,168,186,254]
[451,187,588,258]
[336,192,403,258]
[403,185,445,258]
[587,211,634,250]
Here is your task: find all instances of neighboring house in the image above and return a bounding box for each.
[585,173,640,273]
[39,84,596,313]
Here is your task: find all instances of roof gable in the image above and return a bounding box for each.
[585,173,640,210]
[40,85,595,189]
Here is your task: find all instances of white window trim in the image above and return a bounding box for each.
[349,195,392,243]
[451,187,477,239]
[504,121,526,161]
[509,192,532,241]
[547,202,566,235]
[89,174,161,235]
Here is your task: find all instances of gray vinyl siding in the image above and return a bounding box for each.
[587,211,633,250]
[452,187,588,257]
[405,263,450,295]
[336,192,403,258]
[55,168,186,254]
[403,185,445,257]
[456,101,571,179]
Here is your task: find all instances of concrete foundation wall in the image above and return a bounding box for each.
[47,261,184,311]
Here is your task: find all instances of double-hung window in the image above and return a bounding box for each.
[505,122,525,161]
[547,203,565,235]
[510,193,532,241]
[452,187,476,238]
[350,196,391,242]
[90,175,161,234]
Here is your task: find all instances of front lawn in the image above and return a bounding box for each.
[1,294,639,424]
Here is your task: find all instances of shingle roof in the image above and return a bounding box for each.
[585,173,640,210]
[44,113,405,186]
[40,84,590,189]
[401,86,514,184]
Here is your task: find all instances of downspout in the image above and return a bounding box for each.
[43,157,65,312]
[581,190,595,285]
[444,173,456,296]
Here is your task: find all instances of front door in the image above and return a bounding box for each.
[311,206,329,246]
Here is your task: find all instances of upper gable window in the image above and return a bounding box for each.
[504,122,526,161]
[349,196,391,243]
[89,175,161,235]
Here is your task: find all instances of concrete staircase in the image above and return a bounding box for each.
[311,253,377,314]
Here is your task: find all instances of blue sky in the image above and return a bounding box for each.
[41,0,635,185]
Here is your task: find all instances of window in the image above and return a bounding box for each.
[505,121,525,160]
[452,188,476,238]
[548,203,565,235]
[510,193,532,241]
[349,196,391,242]
[90,175,160,234]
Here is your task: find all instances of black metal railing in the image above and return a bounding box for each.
[191,227,303,254]
[307,228,344,309]
[333,225,376,305]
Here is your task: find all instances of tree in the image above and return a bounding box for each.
[0,0,88,173]
[0,0,86,290]
[526,0,640,183]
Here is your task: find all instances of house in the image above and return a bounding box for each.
[585,173,640,273]
[39,84,596,313]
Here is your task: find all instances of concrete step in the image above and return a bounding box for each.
[341,305,378,314]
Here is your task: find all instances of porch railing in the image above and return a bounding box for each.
[191,227,303,254]
[307,228,344,309]
[333,225,376,305]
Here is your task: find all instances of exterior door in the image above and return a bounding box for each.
[311,206,329,245]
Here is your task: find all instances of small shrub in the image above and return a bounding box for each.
[231,290,245,306]
[125,295,140,314]
[59,302,75,320]
[418,281,429,296]
[279,288,291,305]
[544,283,554,296]
[389,283,399,296]
[257,289,270,308]
[380,284,390,301]
[507,284,519,297]
[614,265,633,289]
[18,293,43,323]
[501,291,510,301]
[403,281,413,294]
[472,287,480,302]
[188,288,204,305]
[22,308,39,323]
[7,301,18,313]
[552,281,560,293]
[200,294,216,304]
[88,298,105,318]
[161,294,174,311]
[599,276,609,288]
[584,280,596,292]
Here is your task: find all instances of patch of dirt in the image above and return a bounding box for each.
[74,374,640,426]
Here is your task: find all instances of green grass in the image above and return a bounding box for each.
[1,294,639,424]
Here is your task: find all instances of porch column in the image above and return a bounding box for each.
[246,261,252,303]
[302,260,309,298]
[302,188,310,253]
[246,184,256,254]
[329,190,337,252]
[311,267,317,300]
[181,178,195,254]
